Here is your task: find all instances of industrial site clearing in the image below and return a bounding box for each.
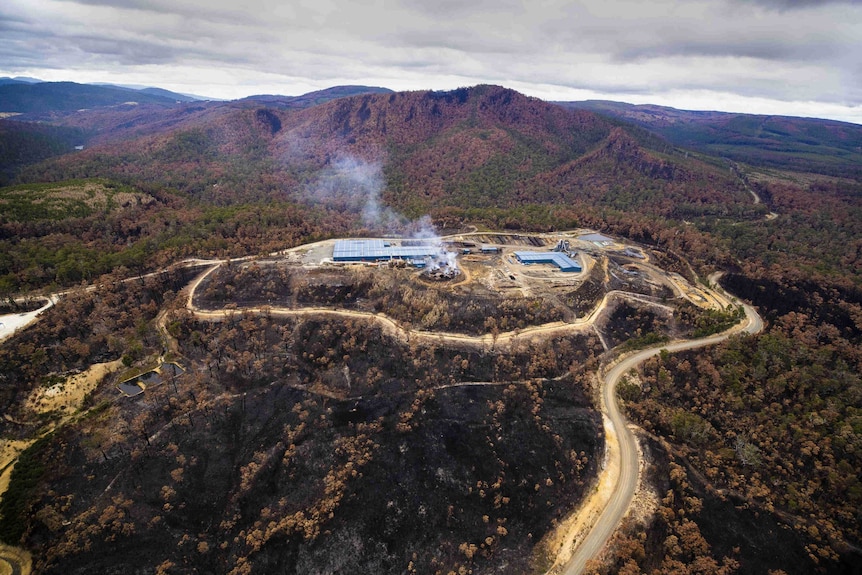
[192,230,728,343]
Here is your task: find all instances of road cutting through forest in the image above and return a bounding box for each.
[0,544,30,575]
[181,261,763,574]
[558,295,762,574]
[1,238,763,574]
[185,269,676,352]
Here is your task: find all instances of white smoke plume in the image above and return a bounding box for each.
[309,155,404,231]
[406,215,459,276]
[404,215,439,241]
[310,154,459,274]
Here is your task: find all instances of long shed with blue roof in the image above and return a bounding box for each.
[514,251,582,272]
[333,239,440,262]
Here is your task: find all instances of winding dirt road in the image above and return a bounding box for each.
[0,544,30,575]
[186,269,668,353]
[727,161,778,221]
[561,293,763,574]
[183,260,763,573]
[1,241,763,574]
[0,297,54,345]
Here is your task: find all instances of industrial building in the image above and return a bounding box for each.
[514,251,582,272]
[579,233,614,246]
[332,239,441,263]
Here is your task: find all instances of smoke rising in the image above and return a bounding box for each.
[309,155,405,230]
[403,215,458,274]
[309,154,459,275]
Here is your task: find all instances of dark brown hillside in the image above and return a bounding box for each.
[517,128,751,217]
[29,105,296,201]
[561,100,862,178]
[48,101,226,145]
[25,86,391,146]
[272,85,608,159]
[11,312,603,575]
[19,85,755,220]
[273,86,751,215]
[237,85,394,109]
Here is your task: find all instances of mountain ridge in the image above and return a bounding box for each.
[1,83,861,575]
[16,85,753,224]
[0,81,184,114]
[558,99,862,177]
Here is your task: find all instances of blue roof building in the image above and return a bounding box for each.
[333,239,441,262]
[514,251,582,272]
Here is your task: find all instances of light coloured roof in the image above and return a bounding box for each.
[333,239,440,260]
[514,251,582,271]
[578,233,614,243]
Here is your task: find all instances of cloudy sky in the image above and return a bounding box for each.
[1,0,861,123]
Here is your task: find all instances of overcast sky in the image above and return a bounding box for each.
[1,0,861,123]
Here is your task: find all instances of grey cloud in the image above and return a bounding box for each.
[0,0,859,116]
[51,0,264,26]
[733,0,859,10]
[381,29,526,56]
[0,0,267,69]
[400,0,525,17]
[71,35,181,64]
[534,1,858,66]
[0,11,29,30]
[615,36,841,63]
[52,0,154,8]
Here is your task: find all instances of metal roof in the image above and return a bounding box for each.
[578,233,614,243]
[333,239,440,261]
[514,251,582,272]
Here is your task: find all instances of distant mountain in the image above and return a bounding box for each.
[10,85,397,147]
[558,100,862,177]
[0,81,182,115]
[27,85,753,222]
[88,84,213,102]
[19,83,859,224]
[0,85,399,179]
[238,85,394,109]
[136,86,214,102]
[0,77,43,85]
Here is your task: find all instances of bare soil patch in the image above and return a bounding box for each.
[24,360,123,416]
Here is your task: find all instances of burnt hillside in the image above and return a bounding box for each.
[22,85,750,218]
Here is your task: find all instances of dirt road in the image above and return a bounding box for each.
[0,239,763,575]
[181,258,764,575]
[185,285,666,353]
[0,544,31,575]
[0,297,54,344]
[561,297,762,574]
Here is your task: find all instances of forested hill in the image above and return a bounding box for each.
[0,120,87,185]
[0,81,184,115]
[558,100,862,178]
[23,85,752,220]
[236,85,394,109]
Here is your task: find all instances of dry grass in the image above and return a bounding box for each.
[0,439,33,499]
[746,167,856,187]
[24,359,123,416]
